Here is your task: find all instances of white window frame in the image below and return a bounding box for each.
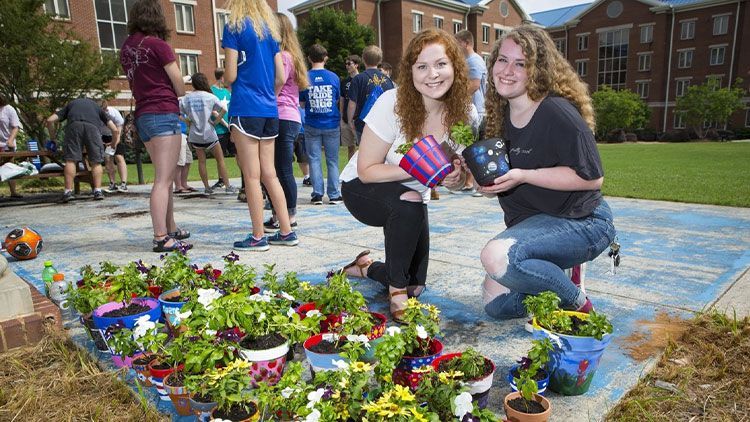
[412,11,423,33]
[94,0,132,57]
[636,80,650,99]
[174,2,195,34]
[553,38,567,55]
[482,24,491,44]
[576,59,588,77]
[638,53,652,71]
[709,45,726,66]
[707,75,723,89]
[452,19,462,34]
[482,53,491,67]
[677,49,694,69]
[640,24,654,43]
[177,51,201,77]
[679,19,695,40]
[713,14,729,35]
[494,25,505,42]
[674,112,686,129]
[433,15,443,29]
[675,78,691,97]
[577,33,589,51]
[216,11,230,40]
[44,0,70,19]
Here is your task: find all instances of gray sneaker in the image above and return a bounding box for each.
[93,190,105,200]
[61,191,75,203]
[225,184,238,194]
[118,183,128,192]
[204,186,214,195]
[103,183,117,193]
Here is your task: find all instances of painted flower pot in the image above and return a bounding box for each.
[211,402,259,422]
[533,311,612,396]
[507,365,550,396]
[92,298,161,331]
[148,361,184,402]
[80,312,109,352]
[503,391,551,422]
[164,372,193,416]
[190,395,218,422]
[461,137,510,186]
[111,353,140,368]
[295,302,318,319]
[158,288,187,330]
[303,333,347,372]
[132,353,157,387]
[399,135,454,188]
[397,338,443,370]
[361,312,387,363]
[238,336,289,387]
[431,352,496,408]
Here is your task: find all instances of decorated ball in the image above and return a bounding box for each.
[3,227,43,260]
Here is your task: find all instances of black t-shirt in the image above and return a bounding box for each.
[499,95,603,227]
[348,68,394,132]
[341,75,353,124]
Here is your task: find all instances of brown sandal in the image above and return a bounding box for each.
[340,250,372,278]
[390,289,408,324]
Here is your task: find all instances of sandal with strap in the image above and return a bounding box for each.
[390,288,409,325]
[168,227,191,240]
[153,236,193,253]
[340,250,372,278]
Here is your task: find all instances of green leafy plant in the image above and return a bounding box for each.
[148,250,196,292]
[395,121,476,155]
[108,261,149,303]
[214,251,257,293]
[254,362,313,420]
[438,347,487,380]
[361,384,435,421]
[523,291,613,340]
[188,359,255,413]
[302,359,376,421]
[513,338,554,410]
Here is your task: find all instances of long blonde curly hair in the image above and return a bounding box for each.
[277,13,309,90]
[484,24,595,138]
[225,0,280,41]
[395,28,472,142]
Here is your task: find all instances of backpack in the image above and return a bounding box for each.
[358,71,392,121]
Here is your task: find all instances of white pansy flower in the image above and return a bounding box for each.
[386,326,402,336]
[132,315,155,339]
[280,387,295,398]
[197,288,222,310]
[287,308,296,318]
[306,388,325,408]
[249,292,272,302]
[453,391,473,419]
[321,333,336,342]
[306,310,322,318]
[332,359,349,370]
[416,325,428,339]
[305,408,321,422]
[280,291,295,301]
[346,334,371,349]
[176,310,192,321]
[205,330,217,336]
[258,312,266,322]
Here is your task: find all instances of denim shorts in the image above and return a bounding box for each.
[229,116,279,140]
[135,113,181,142]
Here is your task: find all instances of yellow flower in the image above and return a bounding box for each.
[350,361,372,373]
[381,373,392,383]
[410,407,429,422]
[332,389,341,400]
[338,378,348,389]
[377,403,400,417]
[438,370,464,383]
[391,385,415,402]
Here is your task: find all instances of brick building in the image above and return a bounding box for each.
[531,0,750,133]
[43,0,278,111]
[290,0,530,73]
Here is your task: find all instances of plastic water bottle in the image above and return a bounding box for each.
[28,139,43,171]
[42,261,57,297]
[50,273,69,307]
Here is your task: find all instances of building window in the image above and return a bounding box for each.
[453,20,462,34]
[636,81,649,99]
[482,53,491,67]
[640,24,653,43]
[677,49,693,69]
[216,11,230,40]
[482,24,490,44]
[710,46,726,65]
[179,54,199,77]
[174,3,195,34]
[500,0,509,17]
[433,16,443,29]
[745,109,750,127]
[94,0,134,55]
[495,28,504,41]
[638,53,651,71]
[554,38,567,55]
[576,60,587,77]
[680,20,695,40]
[412,12,423,33]
[707,75,723,89]
[713,15,729,35]
[674,112,686,129]
[675,79,690,97]
[44,0,70,18]
[598,28,629,90]
[577,34,588,51]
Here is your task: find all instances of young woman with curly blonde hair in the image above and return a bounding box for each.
[338,28,476,322]
[478,25,616,319]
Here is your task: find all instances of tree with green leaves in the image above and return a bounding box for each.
[591,85,650,141]
[674,78,745,139]
[296,8,375,77]
[0,0,120,142]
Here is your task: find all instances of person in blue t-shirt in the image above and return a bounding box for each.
[300,44,341,205]
[222,0,298,251]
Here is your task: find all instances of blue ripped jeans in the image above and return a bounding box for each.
[483,200,616,319]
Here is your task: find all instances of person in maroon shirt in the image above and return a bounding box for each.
[121,0,190,253]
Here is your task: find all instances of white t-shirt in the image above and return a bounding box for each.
[0,105,21,149]
[100,107,124,136]
[179,91,224,144]
[339,88,478,203]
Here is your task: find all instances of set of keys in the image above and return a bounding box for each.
[608,237,621,274]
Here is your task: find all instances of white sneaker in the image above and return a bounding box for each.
[103,183,117,193]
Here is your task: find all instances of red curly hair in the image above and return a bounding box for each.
[395,28,472,143]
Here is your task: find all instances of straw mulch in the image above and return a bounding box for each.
[0,327,166,422]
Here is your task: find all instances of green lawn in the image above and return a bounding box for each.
[4,143,749,207]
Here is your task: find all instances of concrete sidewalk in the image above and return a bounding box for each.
[3,180,749,421]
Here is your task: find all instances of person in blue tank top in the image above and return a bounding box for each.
[222,0,298,251]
